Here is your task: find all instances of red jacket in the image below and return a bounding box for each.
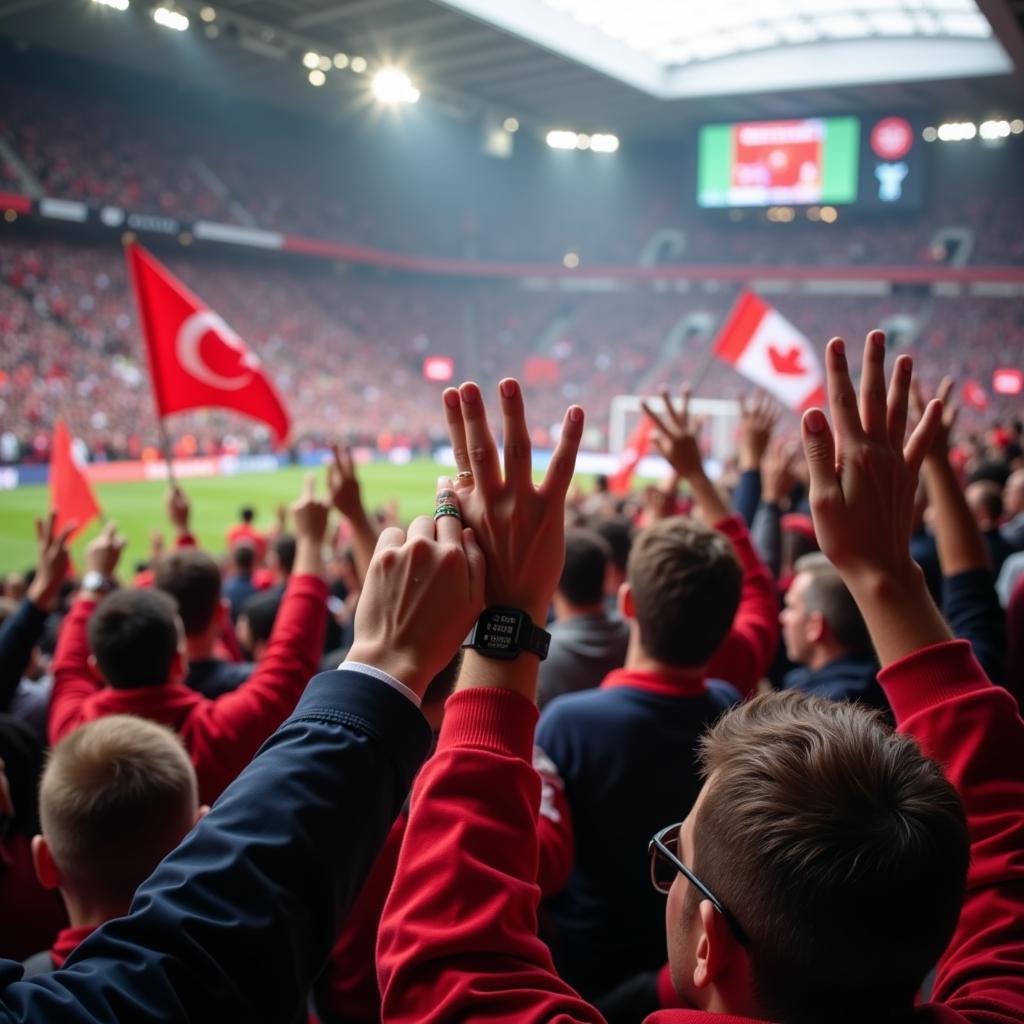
[0,835,66,963]
[377,640,1024,1024]
[316,747,574,1024]
[48,573,327,804]
[704,516,777,697]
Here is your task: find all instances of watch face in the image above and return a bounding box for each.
[478,608,521,657]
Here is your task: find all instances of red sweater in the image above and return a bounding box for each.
[48,573,327,804]
[704,516,777,697]
[377,640,1024,1023]
[317,747,574,1024]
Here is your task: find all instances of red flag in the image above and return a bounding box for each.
[609,414,653,495]
[126,243,290,443]
[50,420,100,541]
[962,379,989,411]
[714,291,824,412]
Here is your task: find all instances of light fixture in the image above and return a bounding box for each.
[922,126,938,142]
[820,206,838,223]
[563,251,580,269]
[937,121,977,141]
[308,69,326,86]
[153,5,188,30]
[576,133,592,150]
[333,52,349,69]
[503,117,520,133]
[350,55,367,73]
[91,0,130,9]
[371,68,420,103]
[979,119,1011,140]
[546,129,578,150]
[317,55,331,71]
[1011,119,1024,135]
[590,133,619,153]
[199,5,215,21]
[302,51,320,69]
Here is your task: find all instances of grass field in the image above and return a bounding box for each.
[0,461,454,572]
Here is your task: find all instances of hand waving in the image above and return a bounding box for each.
[738,390,781,471]
[26,512,74,612]
[641,385,704,481]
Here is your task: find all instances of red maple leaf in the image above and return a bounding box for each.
[767,344,806,376]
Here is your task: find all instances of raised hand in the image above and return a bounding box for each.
[641,385,703,481]
[328,443,366,523]
[738,390,781,471]
[290,474,330,547]
[166,484,191,535]
[347,482,485,699]
[799,331,949,664]
[762,436,799,505]
[26,512,74,612]
[443,378,584,626]
[85,522,127,579]
[910,376,959,463]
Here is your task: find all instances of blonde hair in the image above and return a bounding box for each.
[40,715,198,904]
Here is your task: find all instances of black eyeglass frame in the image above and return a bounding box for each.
[648,822,750,948]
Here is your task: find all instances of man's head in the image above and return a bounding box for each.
[664,692,968,1024]
[554,529,611,617]
[623,518,742,668]
[32,715,201,917]
[155,550,224,638]
[88,589,185,690]
[965,479,1003,530]
[780,553,872,669]
[236,590,282,660]
[268,534,296,580]
[240,506,255,524]
[593,516,633,597]
[231,543,255,576]
[1004,468,1024,519]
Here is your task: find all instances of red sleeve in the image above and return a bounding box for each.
[184,572,328,801]
[533,746,574,899]
[880,639,1024,1021]
[377,688,603,1024]
[705,515,778,698]
[48,598,103,744]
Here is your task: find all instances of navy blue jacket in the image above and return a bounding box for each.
[536,677,740,1001]
[0,600,48,713]
[944,568,1006,685]
[783,653,888,713]
[0,668,431,1023]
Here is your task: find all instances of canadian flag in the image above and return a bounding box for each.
[126,243,291,444]
[714,292,825,412]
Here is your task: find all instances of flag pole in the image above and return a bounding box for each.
[157,418,177,488]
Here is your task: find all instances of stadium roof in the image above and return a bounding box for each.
[2,0,1022,137]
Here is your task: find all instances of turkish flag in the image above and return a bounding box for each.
[609,414,653,495]
[126,243,291,443]
[714,291,824,412]
[50,420,101,542]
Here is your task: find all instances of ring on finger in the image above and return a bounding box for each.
[433,504,463,521]
[456,470,473,481]
[436,489,457,504]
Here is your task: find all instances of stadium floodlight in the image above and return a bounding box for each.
[92,0,130,10]
[1011,119,1024,135]
[503,117,520,133]
[562,251,580,268]
[937,121,977,141]
[302,51,320,69]
[350,56,368,73]
[922,126,938,142]
[333,53,349,69]
[153,5,188,30]
[820,206,838,223]
[546,130,578,149]
[199,5,215,21]
[590,133,619,153]
[308,69,326,87]
[979,119,1011,140]
[576,133,591,150]
[317,55,332,71]
[371,68,420,104]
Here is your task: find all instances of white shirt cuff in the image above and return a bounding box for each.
[341,661,421,708]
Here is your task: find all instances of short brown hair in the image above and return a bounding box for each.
[691,692,968,1024]
[794,553,872,655]
[155,549,222,636]
[626,518,742,667]
[88,588,180,689]
[39,715,198,905]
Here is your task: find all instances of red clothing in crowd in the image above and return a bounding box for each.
[226,523,267,563]
[317,748,574,1023]
[48,573,328,804]
[0,835,66,962]
[377,640,1024,1024]
[49,925,96,970]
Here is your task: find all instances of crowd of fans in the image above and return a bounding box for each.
[1,343,1023,1023]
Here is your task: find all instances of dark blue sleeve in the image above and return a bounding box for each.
[0,601,48,712]
[943,569,1006,685]
[731,469,762,528]
[0,669,432,1024]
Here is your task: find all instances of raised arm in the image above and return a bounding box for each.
[328,443,378,587]
[378,378,604,1024]
[732,391,780,527]
[800,331,1024,1020]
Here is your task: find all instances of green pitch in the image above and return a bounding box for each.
[0,461,452,572]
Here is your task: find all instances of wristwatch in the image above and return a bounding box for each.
[81,571,114,596]
[463,606,551,661]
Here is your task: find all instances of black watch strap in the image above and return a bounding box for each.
[463,606,551,661]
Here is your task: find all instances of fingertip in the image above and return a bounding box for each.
[443,388,461,409]
[869,329,886,350]
[459,381,481,404]
[803,409,827,435]
[828,337,845,359]
[568,405,584,426]
[499,378,518,400]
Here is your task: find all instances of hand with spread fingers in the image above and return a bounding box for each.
[442,378,584,627]
[328,442,378,585]
[26,512,75,612]
[910,375,959,464]
[762,436,799,505]
[799,330,950,665]
[738,389,781,472]
[346,482,485,699]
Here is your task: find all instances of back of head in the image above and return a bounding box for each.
[794,553,872,656]
[626,517,742,667]
[965,479,1003,526]
[155,550,223,637]
[88,588,180,689]
[594,516,633,576]
[272,534,297,577]
[239,590,282,648]
[692,692,968,1024]
[240,506,255,524]
[40,715,198,907]
[558,529,611,608]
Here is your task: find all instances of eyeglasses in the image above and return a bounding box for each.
[648,822,750,947]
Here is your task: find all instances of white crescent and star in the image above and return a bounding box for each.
[176,310,260,391]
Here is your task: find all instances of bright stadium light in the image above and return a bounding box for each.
[372,68,420,103]
[350,55,367,73]
[922,126,938,142]
[153,5,188,29]
[979,119,1011,140]
[503,117,520,133]
[199,5,215,21]
[92,0,130,10]
[590,133,619,152]
[333,52,349,69]
[308,69,326,86]
[562,251,580,268]
[302,51,320,69]
[546,129,578,149]
[1011,119,1024,134]
[937,121,977,141]
[576,133,591,150]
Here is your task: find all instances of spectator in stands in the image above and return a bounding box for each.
[254,534,295,594]
[779,552,885,711]
[23,716,201,976]
[47,477,331,804]
[592,516,633,608]
[222,542,257,623]
[965,479,1014,573]
[537,529,629,710]
[376,342,1024,1024]
[1002,468,1024,550]
[534,384,776,1000]
[226,506,267,563]
[236,590,281,662]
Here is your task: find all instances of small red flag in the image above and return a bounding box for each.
[609,414,653,495]
[962,379,989,411]
[50,420,101,541]
[126,243,291,443]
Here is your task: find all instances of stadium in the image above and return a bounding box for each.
[0,2,1023,1022]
